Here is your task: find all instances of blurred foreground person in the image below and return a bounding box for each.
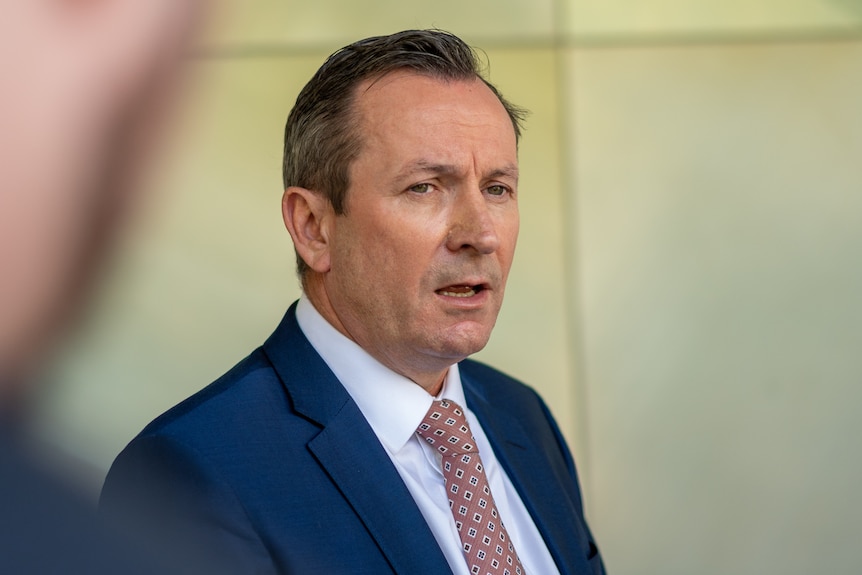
[0,1,201,573]
[102,29,605,575]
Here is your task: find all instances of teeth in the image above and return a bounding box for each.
[439,287,477,298]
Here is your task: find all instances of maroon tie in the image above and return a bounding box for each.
[416,399,525,575]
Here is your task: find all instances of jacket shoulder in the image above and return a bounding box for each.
[137,347,284,442]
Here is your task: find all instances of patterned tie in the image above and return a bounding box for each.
[416,399,525,575]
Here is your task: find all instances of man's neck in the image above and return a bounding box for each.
[299,286,450,395]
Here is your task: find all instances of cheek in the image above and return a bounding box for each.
[336,223,412,293]
[499,215,520,267]
[374,219,438,269]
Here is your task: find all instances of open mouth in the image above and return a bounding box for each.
[435,284,486,298]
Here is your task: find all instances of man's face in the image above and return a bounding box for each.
[319,71,520,388]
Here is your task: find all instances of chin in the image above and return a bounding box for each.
[437,329,494,359]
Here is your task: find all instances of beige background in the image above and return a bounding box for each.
[35,2,862,574]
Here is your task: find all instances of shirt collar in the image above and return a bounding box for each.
[295,296,467,454]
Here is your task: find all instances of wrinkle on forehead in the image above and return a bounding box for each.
[393,159,519,183]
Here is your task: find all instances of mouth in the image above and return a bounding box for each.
[435,284,487,298]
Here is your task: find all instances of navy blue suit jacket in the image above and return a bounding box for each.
[101,303,605,574]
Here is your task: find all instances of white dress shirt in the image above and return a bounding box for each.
[296,296,560,575]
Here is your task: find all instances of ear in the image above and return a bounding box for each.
[282,186,333,273]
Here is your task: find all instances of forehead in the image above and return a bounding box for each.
[351,71,517,166]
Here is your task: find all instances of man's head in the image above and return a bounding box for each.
[283,29,526,279]
[282,30,526,393]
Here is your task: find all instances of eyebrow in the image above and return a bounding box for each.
[394,160,519,183]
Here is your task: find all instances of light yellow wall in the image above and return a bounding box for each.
[567,0,862,36]
[203,0,555,46]
[36,1,862,574]
[569,40,862,574]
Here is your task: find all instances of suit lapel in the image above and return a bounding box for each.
[462,374,584,575]
[308,405,452,575]
[263,304,452,575]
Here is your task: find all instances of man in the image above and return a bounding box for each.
[101,30,605,575]
[0,1,201,572]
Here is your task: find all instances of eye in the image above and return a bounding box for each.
[409,183,432,194]
[486,184,509,197]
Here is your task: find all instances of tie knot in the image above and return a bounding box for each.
[416,399,476,455]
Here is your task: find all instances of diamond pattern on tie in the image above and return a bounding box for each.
[417,399,525,575]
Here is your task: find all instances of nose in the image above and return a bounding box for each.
[445,188,500,255]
